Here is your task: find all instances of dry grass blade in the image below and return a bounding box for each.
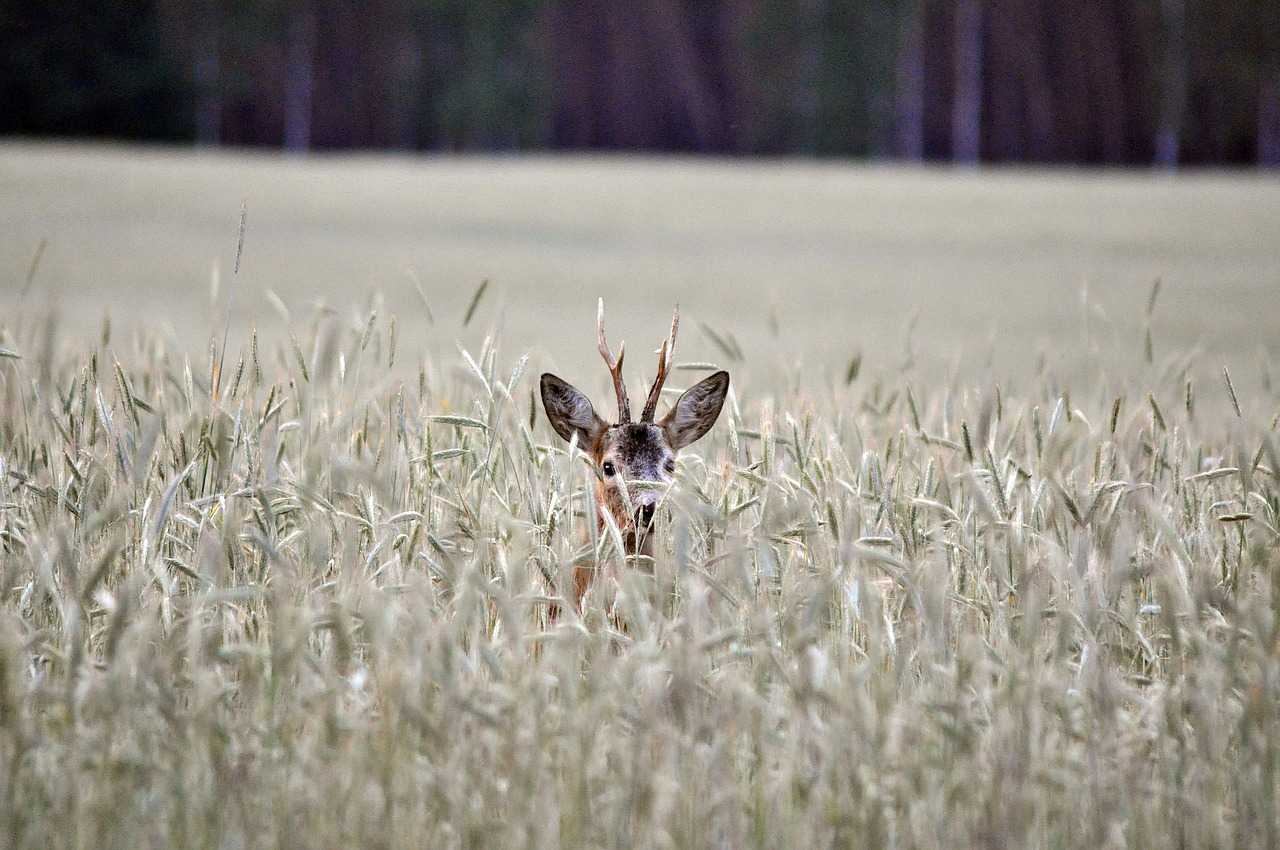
[698,320,743,362]
[21,237,48,298]
[462,278,489,326]
[233,201,247,275]
[1223,365,1242,417]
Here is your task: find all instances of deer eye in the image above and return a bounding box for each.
[664,460,676,474]
[602,461,616,477]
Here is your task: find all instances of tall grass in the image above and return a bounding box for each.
[1,297,1278,849]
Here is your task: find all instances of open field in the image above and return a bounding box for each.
[2,143,1278,383]
[2,144,1280,848]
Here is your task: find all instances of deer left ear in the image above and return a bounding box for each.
[661,371,729,450]
[541,373,607,448]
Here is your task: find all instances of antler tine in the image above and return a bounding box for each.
[641,305,680,422]
[596,298,631,422]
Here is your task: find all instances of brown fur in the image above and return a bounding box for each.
[541,370,729,608]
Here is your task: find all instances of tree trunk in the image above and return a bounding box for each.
[951,0,984,163]
[894,0,925,161]
[1260,72,1280,167]
[643,0,723,152]
[795,0,826,154]
[387,36,423,150]
[1154,0,1186,168]
[193,16,220,146]
[283,3,316,152]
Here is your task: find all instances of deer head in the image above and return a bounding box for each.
[541,300,730,558]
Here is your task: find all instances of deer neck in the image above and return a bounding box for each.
[594,482,653,557]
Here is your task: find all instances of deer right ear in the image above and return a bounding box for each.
[660,370,730,450]
[540,373,606,448]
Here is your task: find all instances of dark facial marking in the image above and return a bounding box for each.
[637,503,656,531]
[605,423,672,483]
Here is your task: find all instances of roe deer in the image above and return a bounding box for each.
[541,299,730,608]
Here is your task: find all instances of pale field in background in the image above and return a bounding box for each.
[2,142,1277,392]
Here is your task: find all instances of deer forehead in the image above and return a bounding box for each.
[601,423,672,468]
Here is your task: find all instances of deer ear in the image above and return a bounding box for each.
[661,371,729,450]
[541,373,606,447]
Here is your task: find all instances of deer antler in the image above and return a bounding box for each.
[640,305,679,422]
[597,298,631,423]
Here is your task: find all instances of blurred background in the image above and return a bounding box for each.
[1,1,1278,391]
[3,0,1279,165]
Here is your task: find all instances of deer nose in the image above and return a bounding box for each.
[637,503,656,528]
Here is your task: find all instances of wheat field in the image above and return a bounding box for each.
[2,145,1280,849]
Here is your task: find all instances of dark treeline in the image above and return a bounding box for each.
[3,0,1278,165]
